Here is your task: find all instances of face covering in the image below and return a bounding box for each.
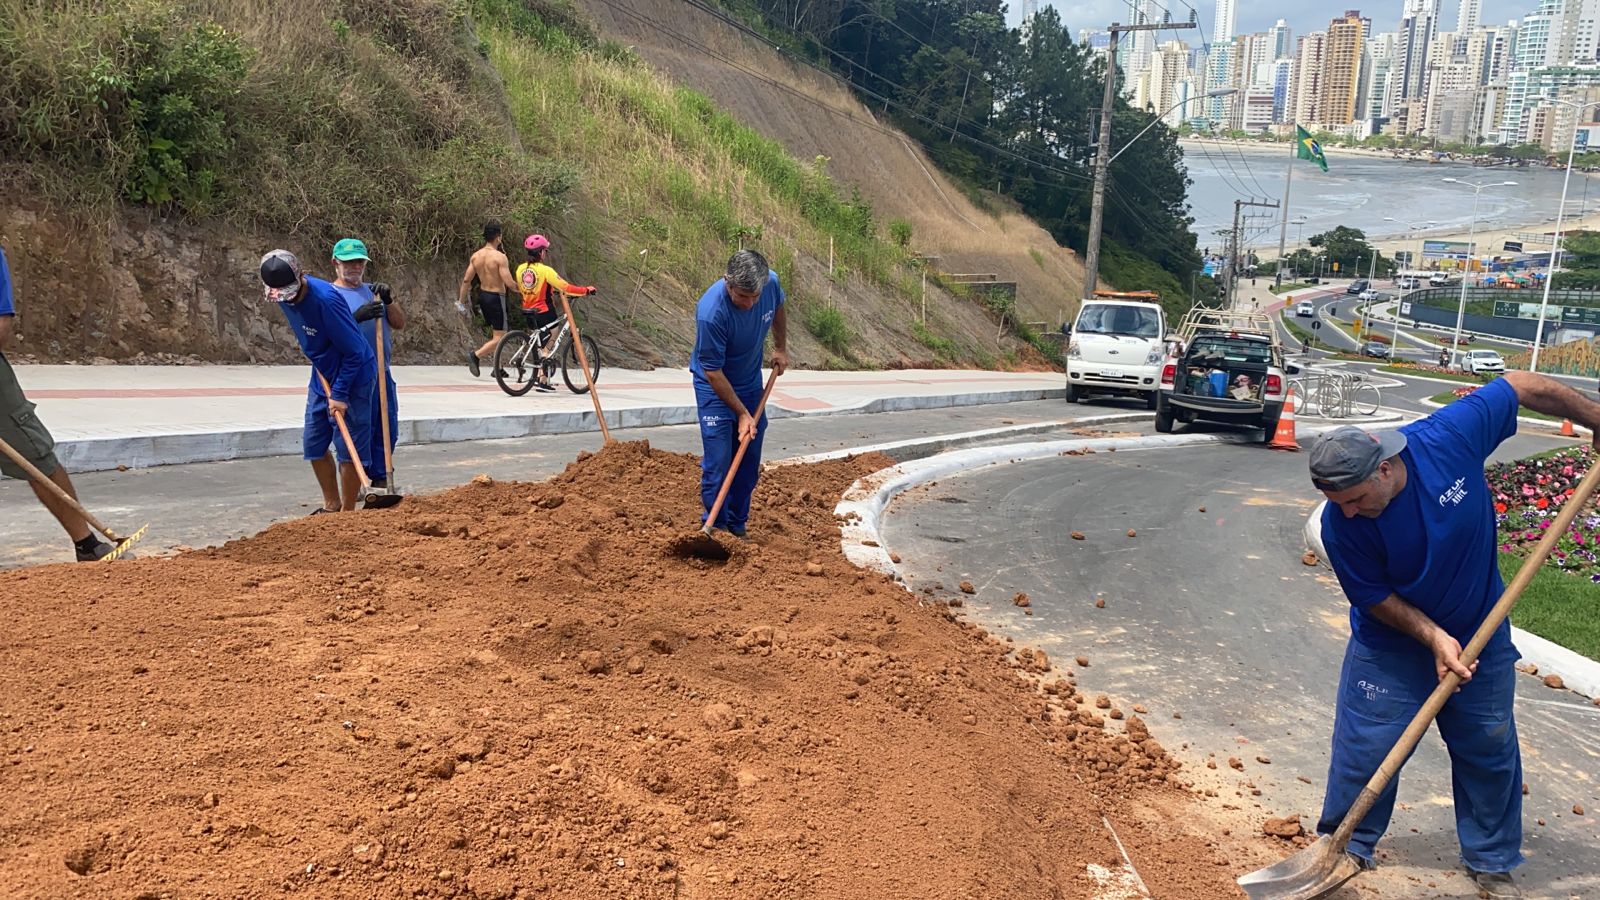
[265,280,302,305]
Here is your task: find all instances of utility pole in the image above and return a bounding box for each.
[1228,198,1280,309]
[1082,14,1197,302]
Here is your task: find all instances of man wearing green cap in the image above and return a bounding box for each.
[330,238,405,489]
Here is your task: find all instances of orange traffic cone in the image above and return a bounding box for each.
[1268,388,1300,451]
[1560,419,1576,437]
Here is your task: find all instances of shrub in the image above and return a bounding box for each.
[804,304,851,356]
[888,218,913,247]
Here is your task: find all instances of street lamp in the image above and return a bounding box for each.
[1531,100,1600,372]
[1440,177,1517,367]
[1383,217,1438,354]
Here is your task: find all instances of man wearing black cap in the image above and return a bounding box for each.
[260,249,377,513]
[1307,371,1600,898]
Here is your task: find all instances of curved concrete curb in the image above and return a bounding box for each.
[777,412,1153,466]
[833,421,1374,580]
[1415,396,1594,437]
[47,386,1068,474]
[1304,500,1600,701]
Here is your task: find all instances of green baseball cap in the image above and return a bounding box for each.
[331,238,370,261]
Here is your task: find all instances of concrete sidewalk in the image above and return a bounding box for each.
[13,364,1065,472]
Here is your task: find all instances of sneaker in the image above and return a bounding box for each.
[1468,870,1520,899]
[1346,852,1375,872]
[534,381,556,393]
[491,367,509,379]
[466,352,481,378]
[75,538,115,562]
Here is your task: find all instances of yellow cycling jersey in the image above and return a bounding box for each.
[515,261,582,313]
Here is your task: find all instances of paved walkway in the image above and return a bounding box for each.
[11,365,1064,472]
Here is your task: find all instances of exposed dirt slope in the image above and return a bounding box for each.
[0,442,1247,898]
[578,0,1086,327]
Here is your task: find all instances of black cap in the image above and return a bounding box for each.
[259,249,301,289]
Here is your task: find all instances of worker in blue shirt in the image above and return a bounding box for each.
[326,238,405,489]
[0,245,118,560]
[259,249,377,514]
[1308,372,1600,900]
[690,249,788,537]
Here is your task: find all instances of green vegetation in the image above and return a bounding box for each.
[888,219,913,248]
[1501,554,1600,660]
[912,320,960,360]
[1379,365,1483,384]
[1428,390,1559,420]
[1271,282,1312,294]
[1028,248,1046,269]
[1281,316,1316,348]
[0,0,573,255]
[802,304,852,356]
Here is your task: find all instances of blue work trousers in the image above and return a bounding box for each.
[303,381,375,471]
[367,373,399,482]
[696,387,768,530]
[1317,639,1523,874]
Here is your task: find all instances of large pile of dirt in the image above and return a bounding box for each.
[0,442,1245,898]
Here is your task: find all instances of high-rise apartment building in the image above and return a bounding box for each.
[1394,0,1442,110]
[1214,0,1237,44]
[1267,19,1294,59]
[1291,31,1329,124]
[1321,11,1368,124]
[1456,0,1481,34]
[1363,31,1399,119]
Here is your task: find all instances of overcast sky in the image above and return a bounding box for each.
[1030,1,1531,42]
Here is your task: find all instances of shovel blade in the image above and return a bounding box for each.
[1237,835,1362,900]
[363,490,403,510]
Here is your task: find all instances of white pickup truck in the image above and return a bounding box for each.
[1156,308,1296,441]
[1065,292,1168,410]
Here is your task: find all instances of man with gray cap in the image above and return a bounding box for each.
[690,249,788,537]
[1308,371,1600,898]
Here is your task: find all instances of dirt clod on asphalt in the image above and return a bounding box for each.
[1070,531,1086,541]
[0,440,1246,899]
[1542,674,1565,689]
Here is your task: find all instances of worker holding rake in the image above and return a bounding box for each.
[0,244,119,561]
[260,249,377,513]
[1307,372,1600,899]
[690,249,787,538]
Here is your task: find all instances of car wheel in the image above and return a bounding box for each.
[1154,396,1174,433]
[1066,384,1082,404]
[1260,414,1282,443]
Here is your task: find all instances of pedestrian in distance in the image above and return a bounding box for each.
[328,238,404,486]
[1306,371,1600,899]
[515,234,595,391]
[0,243,117,561]
[691,249,788,538]
[457,220,517,378]
[259,249,377,514]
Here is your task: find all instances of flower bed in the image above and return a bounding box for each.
[1489,446,1600,582]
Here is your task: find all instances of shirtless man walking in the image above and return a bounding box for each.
[457,220,517,377]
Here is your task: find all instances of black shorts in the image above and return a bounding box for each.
[477,290,509,332]
[524,306,560,332]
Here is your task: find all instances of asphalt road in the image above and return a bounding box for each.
[0,397,1121,569]
[881,436,1598,898]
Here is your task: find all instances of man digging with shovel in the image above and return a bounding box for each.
[1295,372,1600,899]
[260,249,379,514]
[328,238,404,503]
[690,249,787,540]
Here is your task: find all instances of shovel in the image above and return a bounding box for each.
[0,435,147,561]
[670,370,779,561]
[314,370,402,510]
[556,292,613,445]
[1238,458,1600,900]
[370,309,403,507]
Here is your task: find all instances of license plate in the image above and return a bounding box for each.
[1103,369,1124,378]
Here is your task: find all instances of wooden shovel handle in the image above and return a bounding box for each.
[314,371,375,488]
[0,435,123,542]
[375,311,394,478]
[1333,459,1600,846]
[558,293,611,444]
[702,370,780,534]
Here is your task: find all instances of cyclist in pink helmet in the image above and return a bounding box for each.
[515,234,595,389]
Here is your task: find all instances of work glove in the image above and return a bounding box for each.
[372,282,393,305]
[353,300,384,323]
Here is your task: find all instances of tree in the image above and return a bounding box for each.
[1308,226,1389,276]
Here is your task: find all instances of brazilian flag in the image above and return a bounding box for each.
[1296,125,1328,172]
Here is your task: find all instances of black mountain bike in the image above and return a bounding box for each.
[493,305,602,397]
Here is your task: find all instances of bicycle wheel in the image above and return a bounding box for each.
[1351,383,1381,417]
[1315,381,1344,418]
[494,330,538,397]
[562,335,601,393]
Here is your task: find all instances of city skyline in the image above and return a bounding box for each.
[1025,0,1526,40]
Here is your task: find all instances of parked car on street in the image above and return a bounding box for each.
[1156,309,1295,441]
[1064,290,1168,409]
[1345,279,1369,295]
[1397,276,1421,290]
[1295,300,1315,317]
[1461,348,1505,375]
[1360,341,1391,359]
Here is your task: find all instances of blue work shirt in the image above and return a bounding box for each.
[1321,377,1521,663]
[0,246,14,317]
[330,282,391,366]
[689,272,784,397]
[278,275,375,404]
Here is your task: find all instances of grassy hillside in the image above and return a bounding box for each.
[0,0,1050,368]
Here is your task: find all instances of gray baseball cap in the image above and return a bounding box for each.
[1308,426,1408,492]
